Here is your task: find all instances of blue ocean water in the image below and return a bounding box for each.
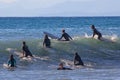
[0,17,120,80]
[0,17,120,40]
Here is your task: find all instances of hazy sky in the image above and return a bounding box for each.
[0,0,120,17]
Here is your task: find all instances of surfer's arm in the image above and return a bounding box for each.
[22,46,26,56]
[22,50,25,56]
[74,60,75,65]
[58,35,63,40]
[14,59,16,65]
[68,35,73,40]
[92,32,95,38]
[65,33,72,40]
[7,60,10,66]
[73,57,76,65]
[14,59,17,67]
[43,41,45,47]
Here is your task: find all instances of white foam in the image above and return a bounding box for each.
[110,34,118,42]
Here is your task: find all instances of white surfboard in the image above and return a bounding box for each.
[7,48,50,62]
[60,59,84,69]
[6,48,36,62]
[85,33,114,42]
[43,32,59,39]
[60,59,73,66]
[3,63,16,71]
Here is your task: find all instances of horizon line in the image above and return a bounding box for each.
[0,15,120,18]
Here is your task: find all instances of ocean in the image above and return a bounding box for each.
[0,17,120,80]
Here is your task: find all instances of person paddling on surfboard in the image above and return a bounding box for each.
[58,29,73,41]
[22,41,33,57]
[74,52,84,66]
[43,34,51,48]
[57,63,72,70]
[91,25,102,40]
[8,54,16,67]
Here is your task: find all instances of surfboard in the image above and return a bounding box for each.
[60,59,83,69]
[6,48,50,62]
[6,48,36,62]
[43,32,59,39]
[20,57,36,62]
[3,63,16,71]
[85,33,114,42]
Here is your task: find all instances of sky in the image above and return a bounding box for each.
[0,0,120,17]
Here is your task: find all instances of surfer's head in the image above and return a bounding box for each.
[44,34,48,39]
[91,25,95,29]
[62,29,65,33]
[10,54,14,59]
[75,52,78,55]
[59,63,64,68]
[23,41,26,45]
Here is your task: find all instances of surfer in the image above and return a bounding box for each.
[43,34,51,48]
[74,52,84,66]
[57,63,72,70]
[91,25,102,40]
[22,41,33,57]
[8,54,16,67]
[58,29,73,41]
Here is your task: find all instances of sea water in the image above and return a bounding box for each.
[0,17,120,80]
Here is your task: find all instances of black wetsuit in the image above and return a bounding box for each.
[23,45,33,57]
[93,28,102,39]
[43,38,51,48]
[57,67,72,70]
[74,55,84,66]
[8,59,16,67]
[59,33,72,41]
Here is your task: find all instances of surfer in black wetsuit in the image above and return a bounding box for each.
[58,29,73,41]
[43,34,51,48]
[57,63,72,70]
[8,54,16,67]
[91,25,102,40]
[74,52,84,66]
[22,41,33,57]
